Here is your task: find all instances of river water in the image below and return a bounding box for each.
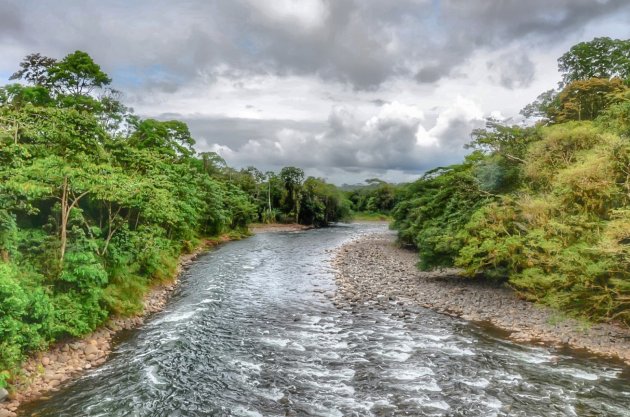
[21,224,630,417]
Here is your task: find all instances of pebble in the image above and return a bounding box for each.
[84,344,98,355]
[332,232,630,365]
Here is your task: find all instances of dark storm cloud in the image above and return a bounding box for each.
[487,53,536,89]
[166,115,325,151]
[2,0,629,182]
[415,66,444,84]
[3,0,628,91]
[0,2,23,40]
[208,100,484,175]
[442,0,630,41]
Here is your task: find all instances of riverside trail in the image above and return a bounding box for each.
[19,224,630,417]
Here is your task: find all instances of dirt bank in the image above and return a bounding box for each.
[332,233,630,365]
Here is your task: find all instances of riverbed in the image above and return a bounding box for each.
[19,224,630,416]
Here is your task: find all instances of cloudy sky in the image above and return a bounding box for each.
[2,1,630,184]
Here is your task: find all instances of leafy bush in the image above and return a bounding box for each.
[453,124,630,323]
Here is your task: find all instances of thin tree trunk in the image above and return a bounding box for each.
[59,177,89,265]
[100,204,122,256]
[267,182,272,221]
[60,176,69,264]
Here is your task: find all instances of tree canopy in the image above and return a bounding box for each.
[558,37,630,86]
[393,37,630,326]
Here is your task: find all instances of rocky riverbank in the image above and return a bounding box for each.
[332,233,630,365]
[0,236,232,417]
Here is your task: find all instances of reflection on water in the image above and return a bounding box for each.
[21,224,630,417]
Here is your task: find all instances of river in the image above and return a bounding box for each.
[21,224,630,416]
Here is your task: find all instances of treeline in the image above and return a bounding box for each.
[343,178,398,217]
[0,51,347,388]
[213,164,351,227]
[393,37,630,325]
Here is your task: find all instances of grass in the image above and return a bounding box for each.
[351,211,392,222]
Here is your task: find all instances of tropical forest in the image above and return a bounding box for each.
[1,3,630,416]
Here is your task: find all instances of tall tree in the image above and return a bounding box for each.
[279,166,304,223]
[558,37,630,86]
[554,77,627,122]
[520,89,559,121]
[9,53,56,86]
[47,50,112,97]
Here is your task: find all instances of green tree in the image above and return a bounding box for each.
[9,52,56,86]
[558,37,630,86]
[47,50,112,97]
[597,89,630,137]
[129,119,195,159]
[554,77,627,122]
[279,166,304,223]
[199,152,228,177]
[520,89,559,121]
[0,84,53,109]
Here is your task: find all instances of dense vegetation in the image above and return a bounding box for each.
[224,165,351,227]
[393,37,630,325]
[0,52,349,388]
[342,178,400,219]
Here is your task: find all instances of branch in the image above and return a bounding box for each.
[66,190,90,216]
[503,153,526,164]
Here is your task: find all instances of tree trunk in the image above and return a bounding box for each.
[60,176,69,264]
[295,193,300,224]
[267,182,272,220]
[100,204,122,256]
[13,121,19,144]
[59,176,89,266]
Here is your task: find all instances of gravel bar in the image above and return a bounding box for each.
[332,232,630,365]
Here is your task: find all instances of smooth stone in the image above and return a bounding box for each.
[0,388,8,402]
[84,344,99,355]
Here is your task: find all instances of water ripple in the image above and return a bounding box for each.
[20,224,630,417]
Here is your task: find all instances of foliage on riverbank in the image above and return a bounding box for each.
[0,51,266,387]
[392,37,630,325]
[202,163,352,227]
[0,50,362,389]
[350,212,392,222]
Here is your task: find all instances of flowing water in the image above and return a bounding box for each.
[21,224,630,417]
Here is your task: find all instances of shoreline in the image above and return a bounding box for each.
[332,233,630,366]
[0,235,234,417]
[249,223,314,233]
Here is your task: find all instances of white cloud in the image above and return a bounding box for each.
[245,0,329,32]
[209,98,484,181]
[3,1,630,183]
